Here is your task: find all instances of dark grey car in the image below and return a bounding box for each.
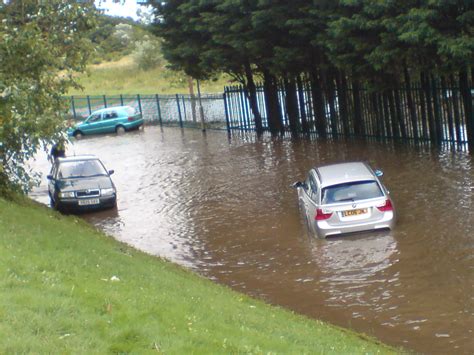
[48,155,116,212]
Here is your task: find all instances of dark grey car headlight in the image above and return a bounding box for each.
[100,188,115,196]
[59,191,75,199]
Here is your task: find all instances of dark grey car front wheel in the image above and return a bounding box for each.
[50,195,60,211]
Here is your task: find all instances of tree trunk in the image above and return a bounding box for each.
[421,72,437,144]
[284,76,299,137]
[431,74,443,144]
[371,92,382,137]
[263,69,283,136]
[440,76,454,143]
[382,91,392,138]
[336,71,350,136]
[303,78,315,131]
[403,67,418,141]
[388,90,400,139]
[417,78,429,140]
[324,69,338,138]
[309,69,327,138]
[459,69,474,150]
[187,77,197,123]
[244,61,263,136]
[352,78,364,136]
[450,74,462,142]
[394,87,407,139]
[296,75,309,135]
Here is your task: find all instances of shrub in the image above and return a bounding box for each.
[132,36,163,71]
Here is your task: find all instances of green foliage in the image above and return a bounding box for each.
[0,0,98,195]
[132,35,163,70]
[89,15,149,63]
[152,0,215,79]
[152,0,473,81]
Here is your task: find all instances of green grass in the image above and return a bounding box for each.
[0,196,397,354]
[69,56,231,96]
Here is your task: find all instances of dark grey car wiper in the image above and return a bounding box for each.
[85,173,108,177]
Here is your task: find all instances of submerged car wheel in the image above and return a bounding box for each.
[50,194,61,211]
[73,131,83,139]
[49,195,55,209]
[116,126,126,135]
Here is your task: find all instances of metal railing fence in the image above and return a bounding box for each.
[224,83,473,146]
[68,94,227,130]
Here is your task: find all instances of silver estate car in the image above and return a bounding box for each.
[293,162,395,238]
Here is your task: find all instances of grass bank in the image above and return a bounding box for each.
[69,56,229,96]
[0,196,396,353]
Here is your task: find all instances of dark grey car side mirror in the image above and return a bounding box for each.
[108,170,114,175]
[292,181,303,188]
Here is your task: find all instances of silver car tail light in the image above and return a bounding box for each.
[376,199,393,212]
[315,208,333,221]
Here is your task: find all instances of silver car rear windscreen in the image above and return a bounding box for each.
[321,180,383,204]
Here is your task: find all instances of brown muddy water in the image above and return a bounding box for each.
[30,126,474,353]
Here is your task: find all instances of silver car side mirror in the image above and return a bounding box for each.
[291,181,303,188]
[374,169,384,177]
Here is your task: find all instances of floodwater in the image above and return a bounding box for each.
[30,126,474,353]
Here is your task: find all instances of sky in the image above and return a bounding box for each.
[95,0,150,21]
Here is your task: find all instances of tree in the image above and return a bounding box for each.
[0,0,98,195]
[132,35,163,70]
[111,23,134,49]
[151,0,473,144]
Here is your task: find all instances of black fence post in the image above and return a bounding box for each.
[182,95,187,121]
[120,94,124,106]
[176,94,183,128]
[459,70,473,150]
[155,94,162,126]
[223,91,231,135]
[70,96,77,119]
[103,95,107,108]
[227,87,236,129]
[86,95,92,115]
[238,86,248,130]
[137,94,143,117]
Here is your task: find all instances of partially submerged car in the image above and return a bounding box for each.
[68,105,143,139]
[48,155,117,212]
[293,162,395,238]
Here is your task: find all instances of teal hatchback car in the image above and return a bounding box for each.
[68,106,144,139]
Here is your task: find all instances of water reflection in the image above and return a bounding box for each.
[312,232,398,285]
[309,232,399,321]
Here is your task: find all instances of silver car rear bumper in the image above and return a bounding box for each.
[315,211,395,238]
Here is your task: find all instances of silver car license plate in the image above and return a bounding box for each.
[78,198,100,206]
[342,208,367,217]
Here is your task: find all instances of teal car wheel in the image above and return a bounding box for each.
[116,125,126,134]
